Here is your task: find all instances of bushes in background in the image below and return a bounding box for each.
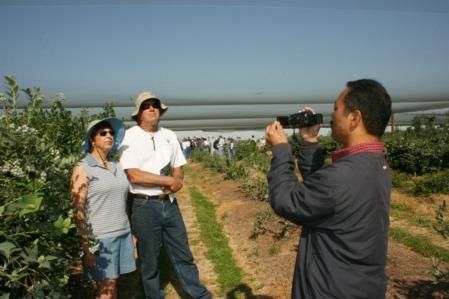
[0,76,115,298]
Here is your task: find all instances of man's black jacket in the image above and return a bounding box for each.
[267,141,391,299]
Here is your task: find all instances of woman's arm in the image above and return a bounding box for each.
[70,164,95,269]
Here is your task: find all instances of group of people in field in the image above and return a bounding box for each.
[181,136,239,159]
[71,79,392,299]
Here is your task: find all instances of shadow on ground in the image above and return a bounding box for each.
[391,279,449,299]
[226,283,273,299]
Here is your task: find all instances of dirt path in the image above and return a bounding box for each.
[181,163,449,299]
[163,182,220,298]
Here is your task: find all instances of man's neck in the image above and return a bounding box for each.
[140,122,159,133]
[344,134,380,148]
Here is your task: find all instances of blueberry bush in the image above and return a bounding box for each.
[0,76,115,298]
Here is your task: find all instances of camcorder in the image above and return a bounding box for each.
[276,111,323,129]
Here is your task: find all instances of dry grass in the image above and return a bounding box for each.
[391,191,448,219]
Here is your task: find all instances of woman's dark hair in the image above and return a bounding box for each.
[344,79,392,137]
[89,121,112,153]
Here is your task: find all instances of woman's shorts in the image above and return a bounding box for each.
[85,231,136,281]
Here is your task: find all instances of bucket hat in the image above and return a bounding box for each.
[81,117,125,154]
[131,91,168,120]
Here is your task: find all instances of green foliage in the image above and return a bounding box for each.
[385,115,449,175]
[223,159,248,181]
[235,139,258,160]
[390,203,434,230]
[191,145,270,201]
[250,208,275,239]
[391,171,413,189]
[239,177,269,202]
[235,140,271,173]
[385,135,442,174]
[411,170,449,197]
[191,150,249,181]
[428,257,449,282]
[384,114,449,196]
[433,201,449,239]
[318,135,340,159]
[0,77,115,298]
[277,220,292,240]
[389,227,449,262]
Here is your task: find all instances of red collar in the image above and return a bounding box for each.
[331,142,385,162]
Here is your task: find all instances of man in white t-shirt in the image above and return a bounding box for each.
[120,92,211,299]
[181,138,192,159]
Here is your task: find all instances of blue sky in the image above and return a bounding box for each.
[1,0,448,131]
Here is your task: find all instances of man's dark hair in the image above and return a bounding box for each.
[345,79,392,137]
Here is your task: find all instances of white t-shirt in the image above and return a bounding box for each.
[119,125,186,196]
[182,140,191,149]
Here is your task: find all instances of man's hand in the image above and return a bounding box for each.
[265,121,288,146]
[299,107,320,143]
[166,176,183,193]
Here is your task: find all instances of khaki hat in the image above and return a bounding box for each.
[131,91,168,120]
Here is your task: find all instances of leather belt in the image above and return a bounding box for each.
[130,193,169,200]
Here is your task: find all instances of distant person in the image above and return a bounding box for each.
[189,137,196,152]
[216,135,225,156]
[203,137,210,152]
[265,79,392,299]
[228,137,236,159]
[120,92,211,299]
[71,118,136,299]
[211,136,217,155]
[182,137,192,159]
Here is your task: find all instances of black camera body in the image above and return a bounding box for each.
[276,111,323,129]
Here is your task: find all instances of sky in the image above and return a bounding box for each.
[1,0,448,134]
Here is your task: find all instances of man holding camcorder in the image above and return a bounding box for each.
[265,79,392,299]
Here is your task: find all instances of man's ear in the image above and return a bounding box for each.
[349,109,362,130]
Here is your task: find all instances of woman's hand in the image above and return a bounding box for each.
[83,251,96,270]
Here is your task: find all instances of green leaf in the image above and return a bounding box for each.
[0,241,20,260]
[9,193,43,217]
[22,246,38,263]
[38,255,46,264]
[63,217,71,226]
[4,75,16,86]
[38,255,51,269]
[53,215,65,229]
[45,255,57,261]
[54,215,75,234]
[0,292,10,299]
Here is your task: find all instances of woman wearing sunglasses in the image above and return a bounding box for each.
[70,118,135,299]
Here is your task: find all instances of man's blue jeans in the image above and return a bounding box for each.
[131,197,211,299]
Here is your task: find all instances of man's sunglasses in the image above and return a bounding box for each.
[140,102,160,110]
[98,130,115,137]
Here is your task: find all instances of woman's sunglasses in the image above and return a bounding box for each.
[98,130,115,137]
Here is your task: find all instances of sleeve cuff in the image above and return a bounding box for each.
[272,143,291,156]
